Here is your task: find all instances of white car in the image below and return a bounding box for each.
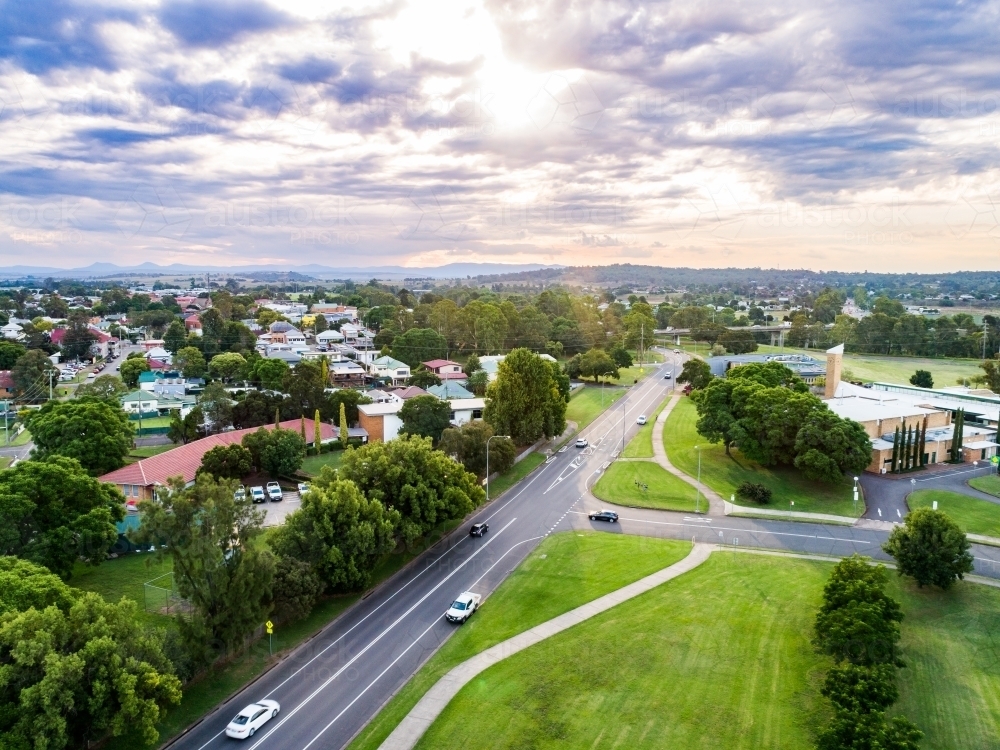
[575,438,588,448]
[673,348,680,353]
[266,482,283,501]
[445,592,481,623]
[637,415,647,425]
[297,482,310,496]
[234,485,246,501]
[225,700,280,739]
[250,486,266,503]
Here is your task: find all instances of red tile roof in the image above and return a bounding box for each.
[99,419,338,487]
[422,359,460,370]
[0,371,12,390]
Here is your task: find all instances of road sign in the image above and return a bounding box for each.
[265,620,273,634]
[992,456,999,465]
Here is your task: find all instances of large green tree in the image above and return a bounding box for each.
[175,346,207,378]
[734,387,817,466]
[163,320,187,353]
[0,557,78,615]
[676,358,712,390]
[12,349,57,397]
[209,352,247,382]
[399,394,453,443]
[250,357,290,390]
[241,427,305,476]
[390,327,448,368]
[0,594,182,749]
[131,475,275,658]
[340,435,485,545]
[0,457,124,578]
[483,348,566,445]
[793,408,873,483]
[27,398,134,475]
[119,356,150,389]
[578,348,619,382]
[883,507,974,589]
[270,476,399,593]
[198,444,253,480]
[325,389,372,426]
[439,420,515,478]
[0,340,26,370]
[74,373,128,401]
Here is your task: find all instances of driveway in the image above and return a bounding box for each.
[860,464,1000,523]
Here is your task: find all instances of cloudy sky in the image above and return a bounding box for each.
[2,0,1000,272]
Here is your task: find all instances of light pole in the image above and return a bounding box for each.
[486,435,510,502]
[694,445,702,514]
[852,476,859,515]
[622,400,627,452]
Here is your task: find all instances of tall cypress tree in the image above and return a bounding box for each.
[911,425,919,469]
[917,422,926,467]
[956,409,966,459]
[891,425,900,473]
[903,424,912,471]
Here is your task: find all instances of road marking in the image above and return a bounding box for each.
[878,508,882,517]
[896,509,901,518]
[469,535,545,591]
[245,517,520,750]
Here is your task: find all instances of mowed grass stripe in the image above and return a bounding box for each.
[908,489,1000,538]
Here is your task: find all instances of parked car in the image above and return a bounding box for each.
[250,486,266,503]
[297,482,310,496]
[234,485,246,501]
[637,415,647,425]
[589,510,619,523]
[225,700,280,739]
[445,592,481,623]
[470,522,488,537]
[575,438,589,448]
[266,482,283,501]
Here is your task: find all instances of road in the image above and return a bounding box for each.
[176,350,1000,750]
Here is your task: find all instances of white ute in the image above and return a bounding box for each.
[445,592,481,623]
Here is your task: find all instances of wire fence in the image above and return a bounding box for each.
[143,572,191,616]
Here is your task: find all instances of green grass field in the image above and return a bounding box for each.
[622,400,669,458]
[593,461,702,512]
[663,397,860,516]
[72,553,176,628]
[129,444,176,458]
[8,428,31,446]
[908,489,1000,538]
[348,533,692,750]
[970,474,1000,497]
[130,415,172,428]
[565,386,626,430]
[409,553,1000,750]
[300,450,345,475]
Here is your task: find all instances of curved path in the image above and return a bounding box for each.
[652,395,726,515]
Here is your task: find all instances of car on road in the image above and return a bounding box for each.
[673,348,680,353]
[266,482,283,501]
[250,486,266,503]
[589,510,619,523]
[637,415,647,425]
[234,485,246,501]
[470,522,488,537]
[445,592,481,623]
[575,438,588,448]
[297,482,310,496]
[225,700,280,739]
[663,372,672,379]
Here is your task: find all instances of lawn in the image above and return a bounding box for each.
[72,553,175,628]
[622,400,669,458]
[970,474,1000,497]
[565,385,626,430]
[604,352,663,386]
[348,532,692,750]
[8,428,31,446]
[908,489,1000,538]
[300,450,345,475]
[487,451,546,499]
[593,461,703,512]
[131,415,172,428]
[663,397,861,516]
[410,554,1000,750]
[128,444,176,459]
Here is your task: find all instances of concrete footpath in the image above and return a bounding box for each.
[377,542,715,750]
[652,396,726,515]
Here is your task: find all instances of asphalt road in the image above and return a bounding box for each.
[176,350,1000,750]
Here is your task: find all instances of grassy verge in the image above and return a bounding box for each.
[565,386,626,431]
[72,553,175,628]
[969,474,1000,497]
[347,532,692,750]
[8,428,31,446]
[593,461,702,512]
[301,450,345,475]
[663,397,861,516]
[128,444,176,460]
[409,553,1000,750]
[622,400,669,458]
[908,489,1000,538]
[487,452,546,499]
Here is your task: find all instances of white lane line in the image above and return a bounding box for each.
[469,536,545,591]
[568,511,872,544]
[246,517,520,750]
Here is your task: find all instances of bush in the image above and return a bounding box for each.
[736,481,772,505]
[883,507,974,589]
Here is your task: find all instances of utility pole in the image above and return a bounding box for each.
[49,370,54,401]
[640,323,644,372]
[983,321,988,361]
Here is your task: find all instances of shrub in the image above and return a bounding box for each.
[736,481,772,505]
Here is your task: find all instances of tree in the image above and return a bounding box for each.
[735,481,772,505]
[74,373,127,401]
[58,315,96,360]
[209,352,247,382]
[409,367,443,389]
[198,444,253,480]
[27,398,134,475]
[175,346,207,378]
[817,712,922,750]
[793,408,873,483]
[232,391,285,429]
[282,360,327,418]
[609,346,633,369]
[270,477,399,593]
[883,507,974,589]
[338,404,347,449]
[271,556,323,622]
[168,406,202,444]
[163,320,187,353]
[467,369,489,396]
[718,329,758,354]
[734,387,817,467]
[241,427,306,476]
[439,420,515,478]
[131,475,275,658]
[0,457,124,578]
[390,327,448,368]
[691,378,753,455]
[676,359,712,390]
[578,348,619,382]
[12,349,57,397]
[340,435,485,545]
[690,322,728,344]
[0,340,26,369]
[199,381,233,432]
[325,389,372,426]
[909,369,933,388]
[973,356,1000,392]
[251,357,290,390]
[483,348,566,445]
[0,556,78,615]
[0,594,182,749]
[463,354,482,376]
[119,355,150,389]
[400,394,453,443]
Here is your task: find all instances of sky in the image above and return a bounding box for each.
[1,0,1000,273]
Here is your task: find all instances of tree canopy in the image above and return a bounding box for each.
[26,398,134,475]
[883,507,974,589]
[677,358,712,390]
[198,444,253,480]
[439,420,516,478]
[0,557,78,615]
[390,327,447,368]
[399,394,453,443]
[241,426,305,476]
[483,348,567,445]
[119,356,150,388]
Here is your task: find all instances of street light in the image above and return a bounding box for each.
[486,435,510,502]
[694,445,702,514]
[852,476,859,515]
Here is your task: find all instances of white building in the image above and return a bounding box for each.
[369,356,411,384]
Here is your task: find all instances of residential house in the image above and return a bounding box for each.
[147,358,171,371]
[385,385,427,400]
[422,359,466,380]
[329,360,367,386]
[428,381,474,400]
[357,402,405,443]
[311,304,358,322]
[369,356,411,385]
[316,329,346,347]
[145,346,172,364]
[184,315,203,336]
[1,323,24,341]
[448,397,486,425]
[121,390,197,419]
[0,371,13,398]
[479,355,505,381]
[340,323,374,348]
[268,321,307,346]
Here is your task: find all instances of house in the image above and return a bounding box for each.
[329,360,367,386]
[147,358,171,371]
[340,323,374,348]
[0,371,13,398]
[369,356,411,385]
[1,323,24,341]
[121,390,197,419]
[428,381,474,400]
[311,304,358,322]
[184,315,203,336]
[385,385,427,400]
[141,339,166,352]
[263,345,302,365]
[478,355,505,381]
[99,419,339,501]
[358,402,405,443]
[268,321,306,346]
[367,389,403,404]
[316,329,345,347]
[145,346,172,364]
[138,371,196,396]
[448,397,486,426]
[422,359,466,380]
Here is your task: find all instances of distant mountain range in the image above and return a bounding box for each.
[0,262,563,280]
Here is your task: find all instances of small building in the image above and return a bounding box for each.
[329,360,367,386]
[385,385,427,400]
[448,397,485,425]
[369,356,411,385]
[317,329,345,346]
[1,323,24,341]
[428,381,474,400]
[121,390,197,418]
[357,402,404,443]
[479,355,506,381]
[422,359,466,380]
[184,315,203,336]
[0,371,13,398]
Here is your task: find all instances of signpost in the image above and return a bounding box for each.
[266,620,273,656]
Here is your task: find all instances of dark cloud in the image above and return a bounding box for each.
[79,128,171,145]
[278,57,342,83]
[159,0,292,47]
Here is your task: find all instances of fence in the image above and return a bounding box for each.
[143,572,189,616]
